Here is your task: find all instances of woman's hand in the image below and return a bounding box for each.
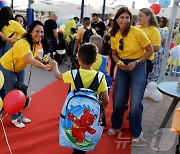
[44,64,52,71]
[126,61,137,71]
[118,64,129,71]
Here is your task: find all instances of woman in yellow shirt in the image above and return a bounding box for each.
[0,6,26,57]
[107,7,153,143]
[0,20,51,128]
[137,8,161,80]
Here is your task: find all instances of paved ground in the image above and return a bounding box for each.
[24,54,179,154]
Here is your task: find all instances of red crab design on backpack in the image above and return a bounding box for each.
[68,109,97,142]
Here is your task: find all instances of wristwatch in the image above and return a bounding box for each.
[136,59,141,65]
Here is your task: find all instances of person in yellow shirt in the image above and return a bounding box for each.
[49,43,109,154]
[107,7,153,144]
[64,17,79,37]
[137,8,161,80]
[0,6,26,57]
[0,20,51,128]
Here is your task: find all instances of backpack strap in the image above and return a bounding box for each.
[99,56,107,72]
[71,69,104,92]
[71,69,83,89]
[89,71,104,91]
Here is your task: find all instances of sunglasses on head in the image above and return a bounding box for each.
[119,38,124,50]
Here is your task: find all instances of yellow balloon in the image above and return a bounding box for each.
[0,70,4,89]
[0,97,3,111]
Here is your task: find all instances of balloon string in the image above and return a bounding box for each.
[0,114,13,154]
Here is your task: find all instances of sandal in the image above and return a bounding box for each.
[107,128,121,136]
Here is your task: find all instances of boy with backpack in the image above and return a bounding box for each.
[89,35,112,126]
[72,17,96,56]
[49,43,109,154]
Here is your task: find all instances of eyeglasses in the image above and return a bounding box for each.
[119,38,124,50]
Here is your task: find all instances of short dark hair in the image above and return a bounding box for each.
[70,28,76,34]
[78,43,97,65]
[83,17,90,26]
[92,13,98,17]
[74,17,79,21]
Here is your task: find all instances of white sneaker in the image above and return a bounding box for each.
[12,118,25,128]
[21,116,31,123]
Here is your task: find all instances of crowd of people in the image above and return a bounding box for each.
[0,4,178,153]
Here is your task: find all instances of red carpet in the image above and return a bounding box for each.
[0,80,131,154]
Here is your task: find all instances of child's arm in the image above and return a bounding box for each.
[100,91,109,109]
[49,59,63,80]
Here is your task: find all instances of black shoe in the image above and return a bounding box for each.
[24,97,31,108]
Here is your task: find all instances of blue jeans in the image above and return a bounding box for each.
[0,64,25,120]
[111,60,146,138]
[0,43,12,100]
[0,43,12,58]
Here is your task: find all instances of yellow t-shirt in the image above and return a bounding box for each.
[76,27,97,45]
[0,39,38,72]
[92,54,103,71]
[64,19,76,36]
[111,26,150,59]
[62,68,107,95]
[137,25,161,60]
[2,20,26,39]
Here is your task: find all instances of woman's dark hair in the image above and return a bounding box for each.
[23,20,49,51]
[156,16,161,24]
[0,6,13,30]
[160,17,168,28]
[78,43,97,65]
[15,14,27,29]
[110,6,132,37]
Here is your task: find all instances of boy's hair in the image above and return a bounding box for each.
[70,28,76,34]
[104,35,110,42]
[78,43,97,65]
[83,17,90,26]
[89,35,102,49]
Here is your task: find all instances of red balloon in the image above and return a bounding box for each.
[170,41,175,49]
[4,90,26,114]
[150,4,161,15]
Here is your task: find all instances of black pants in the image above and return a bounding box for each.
[146,59,153,81]
[110,57,116,78]
[73,148,86,154]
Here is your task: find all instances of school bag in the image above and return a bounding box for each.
[66,35,75,56]
[59,69,104,151]
[82,27,94,44]
[99,56,112,93]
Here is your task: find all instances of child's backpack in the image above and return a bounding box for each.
[66,35,75,56]
[82,27,94,44]
[59,69,104,151]
[99,56,112,93]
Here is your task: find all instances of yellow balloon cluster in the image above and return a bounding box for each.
[0,70,4,89]
[42,54,51,63]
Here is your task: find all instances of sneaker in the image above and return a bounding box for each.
[107,128,121,136]
[12,118,25,128]
[131,136,141,144]
[24,96,31,108]
[21,116,31,123]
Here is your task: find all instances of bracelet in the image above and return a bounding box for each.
[117,60,124,66]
